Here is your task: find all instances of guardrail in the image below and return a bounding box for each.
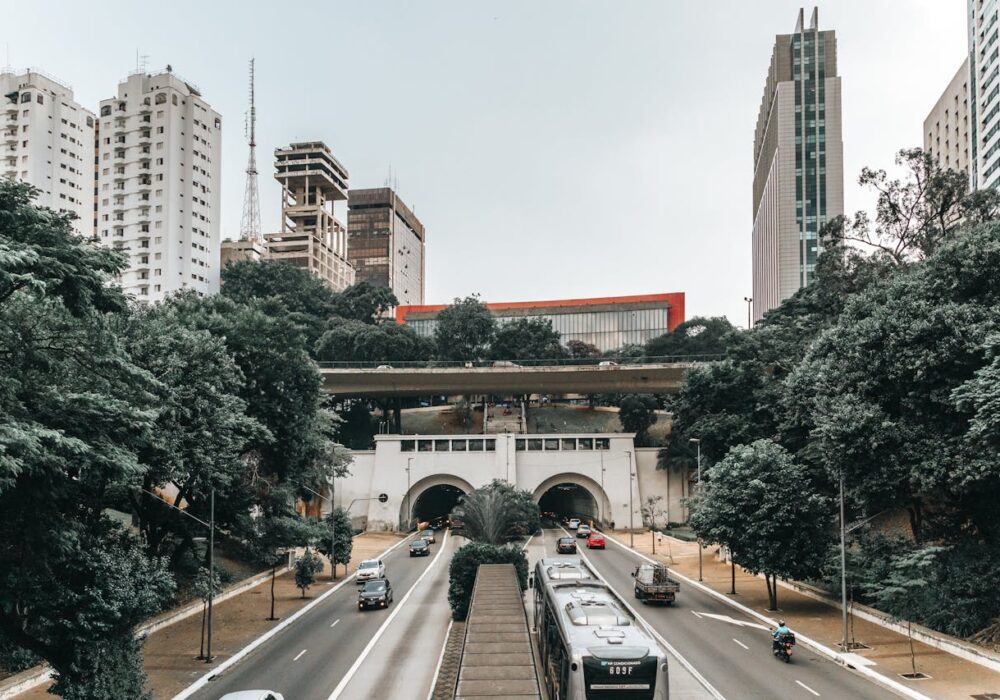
[315,354,724,369]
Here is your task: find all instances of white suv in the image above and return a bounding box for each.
[567,518,581,530]
[356,558,385,584]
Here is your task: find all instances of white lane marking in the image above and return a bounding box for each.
[698,611,770,630]
[426,619,454,700]
[562,528,727,700]
[732,638,749,650]
[691,610,704,619]
[796,680,821,696]
[172,532,417,700]
[327,529,451,700]
[330,619,340,629]
[603,535,934,700]
[293,649,308,661]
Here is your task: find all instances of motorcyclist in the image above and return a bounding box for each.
[772,620,791,639]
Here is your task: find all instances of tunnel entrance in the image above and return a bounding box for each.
[537,482,599,522]
[411,484,466,526]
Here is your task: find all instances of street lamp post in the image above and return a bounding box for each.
[138,487,215,662]
[840,470,849,653]
[405,457,413,532]
[626,450,635,548]
[599,450,606,527]
[744,297,753,330]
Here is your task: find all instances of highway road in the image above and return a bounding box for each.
[542,528,900,700]
[187,531,455,700]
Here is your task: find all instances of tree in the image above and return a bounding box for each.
[332,281,399,324]
[221,259,339,321]
[490,318,566,361]
[450,480,539,544]
[831,148,983,265]
[294,549,324,598]
[641,495,667,531]
[689,440,832,610]
[566,339,601,359]
[447,542,528,620]
[314,319,433,364]
[433,296,495,361]
[192,567,222,661]
[313,507,355,576]
[249,515,315,620]
[645,316,735,358]
[618,394,659,446]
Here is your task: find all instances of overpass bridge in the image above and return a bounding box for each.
[318,356,716,397]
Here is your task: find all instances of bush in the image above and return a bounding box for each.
[294,549,324,598]
[0,630,39,674]
[447,542,528,620]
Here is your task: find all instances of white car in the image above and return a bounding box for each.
[356,558,385,584]
[576,524,592,538]
[375,364,393,370]
[219,692,284,700]
[599,360,619,367]
[567,518,581,530]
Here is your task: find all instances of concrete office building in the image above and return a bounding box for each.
[751,7,843,323]
[347,187,425,306]
[1,69,95,237]
[96,69,222,303]
[265,142,355,291]
[396,293,685,353]
[925,58,972,180]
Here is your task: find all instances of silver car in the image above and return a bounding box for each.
[219,692,284,700]
[355,558,385,584]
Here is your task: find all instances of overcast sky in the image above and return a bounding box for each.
[4,1,967,325]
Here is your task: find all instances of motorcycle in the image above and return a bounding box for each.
[771,631,796,663]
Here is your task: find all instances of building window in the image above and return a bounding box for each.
[468,439,484,452]
[484,439,495,452]
[435,439,450,452]
[561,438,577,450]
[171,95,178,106]
[36,94,43,105]
[418,439,432,452]
[527,438,543,451]
[544,438,560,451]
[452,440,467,452]
[100,105,111,117]
[578,438,593,450]
[400,440,415,452]
[595,438,610,450]
[20,92,30,104]
[155,93,167,105]
[515,439,526,451]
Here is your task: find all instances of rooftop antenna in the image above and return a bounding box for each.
[239,58,262,244]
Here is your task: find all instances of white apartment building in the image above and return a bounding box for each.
[970,0,1000,189]
[924,58,972,180]
[1,69,95,237]
[96,69,221,303]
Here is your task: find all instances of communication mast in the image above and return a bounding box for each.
[239,58,262,243]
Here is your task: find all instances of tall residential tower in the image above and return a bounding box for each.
[924,58,972,180]
[1,69,95,237]
[347,187,425,306]
[95,69,222,303]
[751,7,843,323]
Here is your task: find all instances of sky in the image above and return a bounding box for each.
[3,1,967,326]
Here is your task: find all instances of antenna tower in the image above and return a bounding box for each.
[239,58,262,243]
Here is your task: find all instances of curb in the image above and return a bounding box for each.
[173,532,415,700]
[605,535,932,700]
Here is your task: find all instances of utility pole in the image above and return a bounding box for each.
[599,450,605,527]
[405,457,413,531]
[206,487,215,663]
[840,470,849,652]
[744,297,753,330]
[626,450,635,548]
[330,471,336,580]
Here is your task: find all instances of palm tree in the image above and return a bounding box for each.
[451,489,514,545]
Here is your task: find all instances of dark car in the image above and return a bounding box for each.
[409,539,430,557]
[556,536,577,554]
[358,579,393,610]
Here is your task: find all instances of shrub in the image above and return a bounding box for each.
[447,542,528,620]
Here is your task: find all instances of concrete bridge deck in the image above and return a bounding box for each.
[319,361,702,396]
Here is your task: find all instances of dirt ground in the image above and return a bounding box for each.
[15,532,405,700]
[610,530,1000,700]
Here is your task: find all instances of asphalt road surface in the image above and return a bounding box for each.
[189,531,453,700]
[543,528,900,700]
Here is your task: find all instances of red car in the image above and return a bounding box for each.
[587,532,606,549]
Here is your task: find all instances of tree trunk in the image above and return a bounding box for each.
[908,621,917,676]
[764,573,778,610]
[199,601,206,659]
[908,498,924,543]
[268,565,278,621]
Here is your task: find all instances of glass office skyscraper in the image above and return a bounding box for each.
[751,7,844,323]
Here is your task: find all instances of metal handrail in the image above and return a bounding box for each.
[314,354,724,369]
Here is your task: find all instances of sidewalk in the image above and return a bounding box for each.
[608,530,1000,700]
[12,532,405,700]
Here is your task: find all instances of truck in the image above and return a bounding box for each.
[632,563,681,605]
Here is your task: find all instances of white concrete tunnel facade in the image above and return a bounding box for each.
[326,433,691,531]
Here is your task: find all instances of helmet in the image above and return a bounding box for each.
[778,620,786,627]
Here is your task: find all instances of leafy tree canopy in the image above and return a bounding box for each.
[645,316,735,358]
[618,394,659,447]
[490,318,566,361]
[434,296,495,361]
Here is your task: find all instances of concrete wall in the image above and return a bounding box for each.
[326,434,689,532]
[634,448,690,526]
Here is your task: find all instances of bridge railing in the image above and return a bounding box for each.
[315,354,724,369]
